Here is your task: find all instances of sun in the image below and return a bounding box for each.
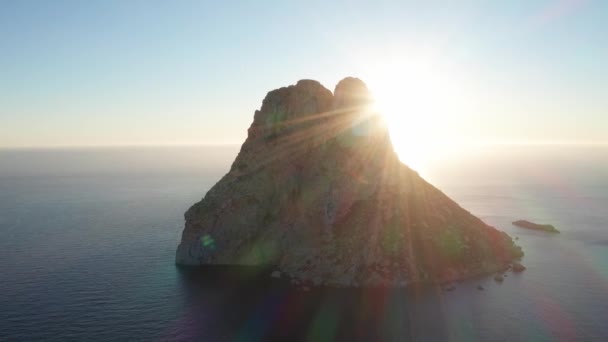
[364,57,471,173]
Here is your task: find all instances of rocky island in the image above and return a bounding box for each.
[512,220,560,233]
[176,77,524,287]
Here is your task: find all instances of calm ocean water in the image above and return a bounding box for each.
[0,145,607,341]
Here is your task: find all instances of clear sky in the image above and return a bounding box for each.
[1,0,607,148]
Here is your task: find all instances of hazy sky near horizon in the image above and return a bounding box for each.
[1,0,607,148]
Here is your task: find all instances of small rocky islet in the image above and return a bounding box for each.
[512,220,560,233]
[176,77,524,287]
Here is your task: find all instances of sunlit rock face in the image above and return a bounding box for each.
[176,77,523,286]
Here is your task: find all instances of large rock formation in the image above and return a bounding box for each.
[176,77,523,287]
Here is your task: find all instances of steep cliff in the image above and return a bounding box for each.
[176,77,523,286]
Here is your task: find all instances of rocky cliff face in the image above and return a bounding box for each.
[176,77,523,287]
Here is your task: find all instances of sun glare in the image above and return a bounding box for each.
[364,57,473,173]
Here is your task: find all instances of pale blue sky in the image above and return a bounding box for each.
[1,0,606,148]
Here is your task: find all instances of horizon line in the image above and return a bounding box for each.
[1,140,608,151]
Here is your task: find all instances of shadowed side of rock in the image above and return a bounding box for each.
[176,77,523,287]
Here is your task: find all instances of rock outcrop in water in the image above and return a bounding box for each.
[176,77,523,287]
[512,220,560,233]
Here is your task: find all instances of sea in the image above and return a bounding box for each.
[0,144,607,341]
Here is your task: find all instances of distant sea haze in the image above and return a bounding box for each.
[1,145,607,341]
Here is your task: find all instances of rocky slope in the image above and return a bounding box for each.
[176,77,523,287]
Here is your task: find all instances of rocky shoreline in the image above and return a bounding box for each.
[177,260,527,292]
